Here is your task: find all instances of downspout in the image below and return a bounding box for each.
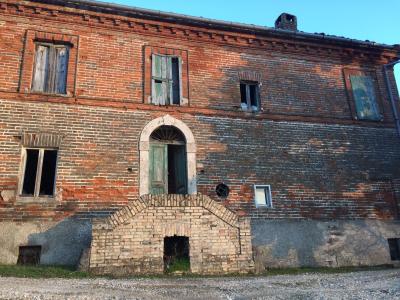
[383,59,400,137]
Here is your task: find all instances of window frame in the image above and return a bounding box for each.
[240,81,261,112]
[343,68,383,122]
[19,30,78,97]
[254,185,273,208]
[31,42,70,95]
[18,147,59,200]
[151,54,182,106]
[144,46,189,106]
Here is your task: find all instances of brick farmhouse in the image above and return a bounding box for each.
[0,0,400,274]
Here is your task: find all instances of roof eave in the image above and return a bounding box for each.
[29,0,400,54]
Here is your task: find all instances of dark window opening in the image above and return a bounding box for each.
[240,82,260,112]
[240,83,247,105]
[164,236,190,273]
[39,150,58,196]
[249,84,257,107]
[22,149,39,196]
[17,246,41,265]
[388,238,400,261]
[216,183,230,198]
[21,148,58,198]
[171,57,180,105]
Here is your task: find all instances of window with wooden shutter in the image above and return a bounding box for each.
[349,75,381,121]
[343,69,383,121]
[31,43,69,95]
[151,54,181,105]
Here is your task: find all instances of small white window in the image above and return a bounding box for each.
[254,185,272,208]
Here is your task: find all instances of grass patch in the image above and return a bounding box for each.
[165,257,191,274]
[0,264,396,279]
[0,265,89,279]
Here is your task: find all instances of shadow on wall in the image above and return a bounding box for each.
[251,219,398,270]
[251,219,325,268]
[27,217,92,266]
[194,47,400,219]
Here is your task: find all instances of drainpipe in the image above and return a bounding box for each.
[383,59,400,137]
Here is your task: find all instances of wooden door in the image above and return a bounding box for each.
[149,144,168,195]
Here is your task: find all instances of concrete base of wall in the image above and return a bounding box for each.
[0,219,92,266]
[252,219,400,272]
[1,218,399,271]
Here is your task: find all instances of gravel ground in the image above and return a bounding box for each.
[0,269,399,300]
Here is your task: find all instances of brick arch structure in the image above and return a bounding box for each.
[90,194,254,275]
[139,115,197,196]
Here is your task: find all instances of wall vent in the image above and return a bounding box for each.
[17,245,42,265]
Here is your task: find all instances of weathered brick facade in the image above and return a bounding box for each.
[0,0,399,273]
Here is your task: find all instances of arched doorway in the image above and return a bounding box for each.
[139,115,197,196]
[149,126,187,194]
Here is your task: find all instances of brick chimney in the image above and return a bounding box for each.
[275,13,297,31]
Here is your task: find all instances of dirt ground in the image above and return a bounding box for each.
[0,269,399,299]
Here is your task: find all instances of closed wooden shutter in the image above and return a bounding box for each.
[55,47,68,94]
[32,45,49,92]
[350,75,380,120]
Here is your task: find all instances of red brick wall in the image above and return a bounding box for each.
[0,1,399,221]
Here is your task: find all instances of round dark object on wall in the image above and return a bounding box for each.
[216,183,229,198]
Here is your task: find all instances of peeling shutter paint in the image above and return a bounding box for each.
[31,44,68,94]
[32,45,49,92]
[149,143,168,195]
[55,47,68,94]
[151,54,181,105]
[350,75,380,120]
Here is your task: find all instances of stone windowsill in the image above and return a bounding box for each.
[16,195,57,204]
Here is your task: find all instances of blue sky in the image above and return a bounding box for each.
[98,0,399,89]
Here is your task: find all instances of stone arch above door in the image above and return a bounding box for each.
[139,115,197,196]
